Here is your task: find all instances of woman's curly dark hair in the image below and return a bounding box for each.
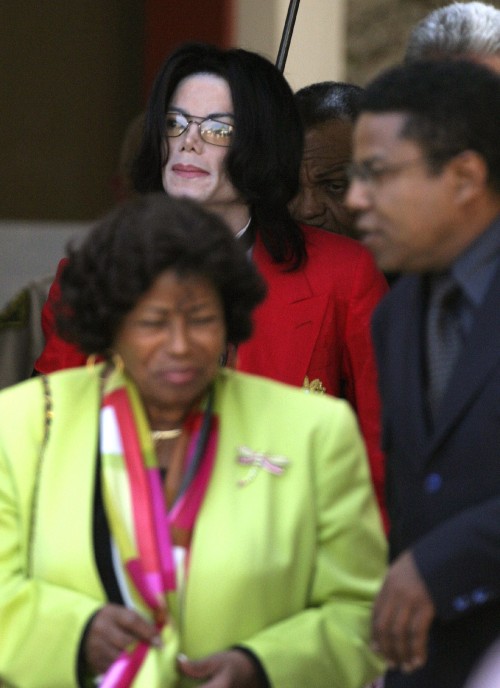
[56,193,267,355]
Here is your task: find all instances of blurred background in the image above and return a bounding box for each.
[1,0,499,306]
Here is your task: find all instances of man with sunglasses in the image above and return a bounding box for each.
[346,59,500,688]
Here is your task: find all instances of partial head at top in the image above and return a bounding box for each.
[405,2,500,73]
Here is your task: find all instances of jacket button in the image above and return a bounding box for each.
[471,588,490,605]
[453,595,470,612]
[424,473,443,493]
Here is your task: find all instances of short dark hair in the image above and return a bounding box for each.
[132,42,305,266]
[294,81,364,128]
[56,193,266,355]
[405,1,500,62]
[358,59,500,190]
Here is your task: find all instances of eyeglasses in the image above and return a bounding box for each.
[347,157,426,185]
[165,111,234,147]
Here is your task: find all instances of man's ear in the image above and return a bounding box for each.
[449,150,489,204]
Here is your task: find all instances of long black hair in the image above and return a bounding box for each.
[132,43,306,268]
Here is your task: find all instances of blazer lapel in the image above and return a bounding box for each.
[387,277,430,458]
[237,236,328,388]
[428,263,500,455]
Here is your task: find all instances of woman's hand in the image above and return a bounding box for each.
[84,604,162,675]
[177,649,266,688]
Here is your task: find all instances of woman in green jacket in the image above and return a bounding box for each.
[0,193,386,688]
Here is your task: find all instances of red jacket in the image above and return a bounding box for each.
[35,224,389,530]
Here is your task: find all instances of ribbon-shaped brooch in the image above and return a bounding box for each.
[236,446,290,486]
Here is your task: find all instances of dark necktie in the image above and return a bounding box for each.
[426,273,463,417]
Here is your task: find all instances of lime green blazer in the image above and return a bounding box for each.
[0,366,386,687]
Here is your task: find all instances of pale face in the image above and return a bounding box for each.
[114,270,226,425]
[162,74,249,232]
[289,119,356,237]
[346,112,468,273]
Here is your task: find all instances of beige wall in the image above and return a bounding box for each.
[236,0,500,89]
[235,0,347,90]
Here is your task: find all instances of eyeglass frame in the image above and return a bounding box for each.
[346,157,427,186]
[164,110,235,147]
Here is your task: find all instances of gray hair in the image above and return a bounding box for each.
[405,2,500,62]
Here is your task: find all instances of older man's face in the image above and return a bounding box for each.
[346,112,468,274]
[289,119,356,237]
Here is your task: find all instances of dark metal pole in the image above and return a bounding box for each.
[275,0,301,73]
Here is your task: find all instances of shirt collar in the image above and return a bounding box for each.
[235,216,252,241]
[450,213,500,307]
